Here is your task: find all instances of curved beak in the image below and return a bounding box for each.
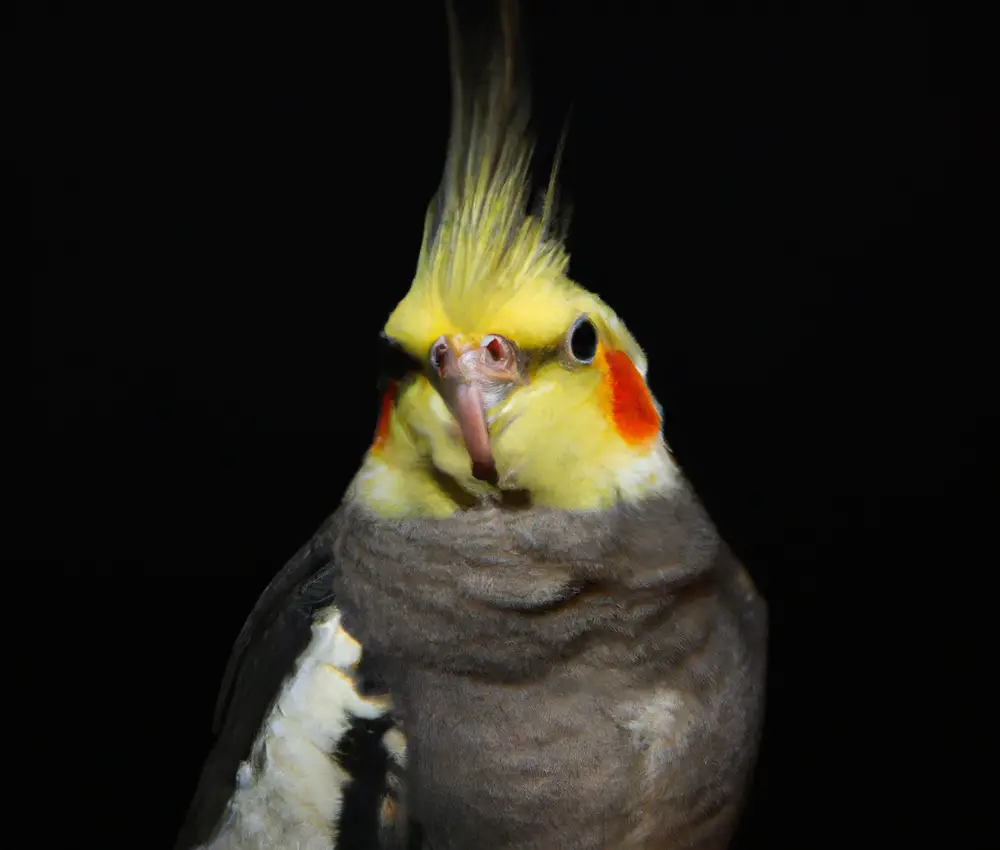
[431,334,522,483]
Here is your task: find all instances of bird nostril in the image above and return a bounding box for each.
[485,336,504,360]
[430,338,450,376]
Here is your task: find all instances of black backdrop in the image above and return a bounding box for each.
[23,2,990,847]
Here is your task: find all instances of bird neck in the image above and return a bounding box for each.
[331,485,719,678]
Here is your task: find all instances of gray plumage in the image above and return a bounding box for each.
[333,482,767,849]
[177,481,765,849]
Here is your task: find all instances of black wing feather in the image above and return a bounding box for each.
[173,513,343,849]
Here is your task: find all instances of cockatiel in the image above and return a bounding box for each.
[175,3,767,849]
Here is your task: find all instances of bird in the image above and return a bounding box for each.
[174,2,767,848]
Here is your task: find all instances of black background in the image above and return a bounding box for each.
[23,2,990,847]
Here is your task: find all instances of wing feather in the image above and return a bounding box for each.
[174,514,344,849]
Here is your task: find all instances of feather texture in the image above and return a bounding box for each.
[385,1,578,355]
[173,518,398,850]
[332,484,768,849]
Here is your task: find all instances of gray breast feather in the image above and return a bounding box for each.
[332,487,767,850]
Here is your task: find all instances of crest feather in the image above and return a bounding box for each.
[385,1,579,354]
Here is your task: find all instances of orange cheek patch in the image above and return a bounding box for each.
[372,381,397,450]
[602,350,660,445]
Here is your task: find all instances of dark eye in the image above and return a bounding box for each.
[566,316,599,364]
[377,333,422,388]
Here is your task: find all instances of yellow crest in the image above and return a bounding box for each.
[384,1,590,356]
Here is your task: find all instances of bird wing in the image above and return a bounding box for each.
[173,512,410,850]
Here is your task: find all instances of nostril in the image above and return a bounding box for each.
[430,337,450,376]
[483,335,504,361]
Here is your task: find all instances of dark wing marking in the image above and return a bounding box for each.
[333,655,424,850]
[173,512,342,850]
[212,511,341,734]
[333,712,394,849]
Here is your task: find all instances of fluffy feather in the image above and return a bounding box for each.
[332,487,767,849]
[193,610,389,850]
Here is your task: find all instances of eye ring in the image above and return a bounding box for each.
[565,315,599,365]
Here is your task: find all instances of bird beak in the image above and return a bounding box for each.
[430,334,523,483]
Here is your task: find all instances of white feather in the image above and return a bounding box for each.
[198,607,390,850]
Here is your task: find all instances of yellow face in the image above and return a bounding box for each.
[349,281,679,518]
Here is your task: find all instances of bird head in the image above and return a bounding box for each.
[349,3,678,518]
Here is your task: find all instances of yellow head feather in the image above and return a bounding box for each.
[350,2,678,518]
[384,1,586,356]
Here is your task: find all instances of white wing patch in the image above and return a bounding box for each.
[198,607,390,850]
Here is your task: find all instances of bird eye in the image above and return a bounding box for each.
[377,333,422,387]
[566,316,599,364]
